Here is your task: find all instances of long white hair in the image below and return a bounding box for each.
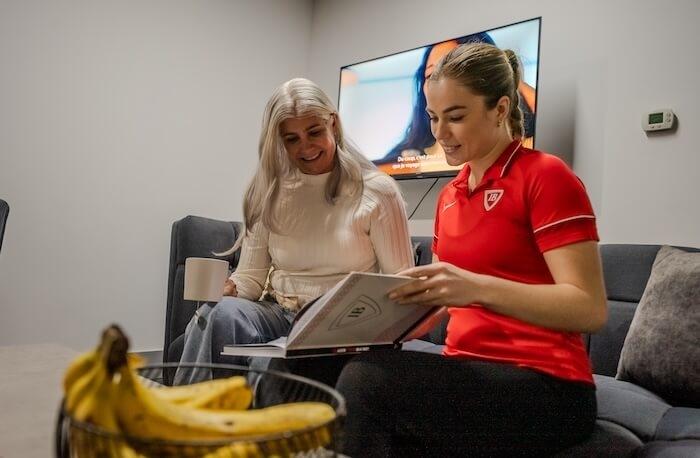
[221,78,378,254]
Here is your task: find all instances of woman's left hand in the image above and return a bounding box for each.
[388,262,484,307]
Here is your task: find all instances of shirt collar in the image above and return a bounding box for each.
[452,139,523,192]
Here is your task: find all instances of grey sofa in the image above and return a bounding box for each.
[163,215,700,456]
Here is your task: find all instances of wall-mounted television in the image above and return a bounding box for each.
[338,17,541,179]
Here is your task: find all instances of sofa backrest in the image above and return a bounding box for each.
[164,216,242,363]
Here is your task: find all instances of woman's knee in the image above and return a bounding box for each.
[210,297,261,344]
[336,351,398,397]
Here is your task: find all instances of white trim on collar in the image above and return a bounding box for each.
[500,142,523,178]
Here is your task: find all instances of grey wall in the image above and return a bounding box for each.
[1,0,698,353]
[0,0,313,351]
[309,0,700,245]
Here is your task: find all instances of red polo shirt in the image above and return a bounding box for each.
[433,140,598,384]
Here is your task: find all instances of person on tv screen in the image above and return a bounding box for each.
[174,78,414,384]
[376,32,536,175]
[335,43,606,456]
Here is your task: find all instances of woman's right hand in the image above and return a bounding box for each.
[223,278,238,297]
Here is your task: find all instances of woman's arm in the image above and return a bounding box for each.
[518,81,536,113]
[367,175,415,274]
[229,222,272,300]
[401,255,449,340]
[390,241,607,333]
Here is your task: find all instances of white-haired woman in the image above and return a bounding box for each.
[175,78,414,384]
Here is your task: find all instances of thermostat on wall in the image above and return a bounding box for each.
[642,109,675,132]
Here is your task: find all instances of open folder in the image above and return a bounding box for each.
[221,271,441,359]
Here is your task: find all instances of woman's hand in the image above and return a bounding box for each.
[388,262,484,307]
[223,278,238,297]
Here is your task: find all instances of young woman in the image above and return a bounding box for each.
[336,44,607,457]
[175,78,414,384]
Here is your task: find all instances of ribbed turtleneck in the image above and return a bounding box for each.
[296,170,332,186]
[230,171,415,311]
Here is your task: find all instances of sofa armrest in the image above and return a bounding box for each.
[163,215,242,363]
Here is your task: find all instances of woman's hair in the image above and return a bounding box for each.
[429,43,524,139]
[220,78,377,255]
[379,33,495,164]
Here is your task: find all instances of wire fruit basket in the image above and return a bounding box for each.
[55,363,346,457]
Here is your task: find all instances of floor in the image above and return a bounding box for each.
[0,343,77,458]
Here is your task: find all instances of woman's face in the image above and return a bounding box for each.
[423,40,459,92]
[280,115,336,175]
[425,77,508,166]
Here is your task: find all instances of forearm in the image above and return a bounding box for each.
[230,270,267,300]
[369,179,415,273]
[230,222,271,300]
[477,275,606,333]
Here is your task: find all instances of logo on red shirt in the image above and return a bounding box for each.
[484,189,504,211]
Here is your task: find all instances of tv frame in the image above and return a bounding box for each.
[337,17,542,180]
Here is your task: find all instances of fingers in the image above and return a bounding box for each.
[395,287,442,306]
[223,279,237,297]
[397,263,447,278]
[389,275,442,300]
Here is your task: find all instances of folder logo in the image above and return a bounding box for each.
[329,295,382,330]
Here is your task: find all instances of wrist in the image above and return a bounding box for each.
[472,272,494,307]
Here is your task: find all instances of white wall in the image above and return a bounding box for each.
[309,0,700,245]
[0,0,313,351]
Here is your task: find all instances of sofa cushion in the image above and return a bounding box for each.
[654,407,700,441]
[616,246,700,407]
[553,419,642,457]
[638,440,700,457]
[594,375,670,441]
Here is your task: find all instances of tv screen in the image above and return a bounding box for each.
[338,17,541,179]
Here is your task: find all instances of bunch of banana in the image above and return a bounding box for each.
[62,325,336,457]
[115,363,334,440]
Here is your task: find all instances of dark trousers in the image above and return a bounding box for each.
[253,354,353,406]
[335,349,596,457]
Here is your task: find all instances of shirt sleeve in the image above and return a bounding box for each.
[367,175,415,274]
[229,222,271,300]
[527,155,599,253]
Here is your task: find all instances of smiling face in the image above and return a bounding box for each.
[280,115,337,175]
[425,77,509,167]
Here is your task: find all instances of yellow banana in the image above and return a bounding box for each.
[115,365,335,441]
[65,336,143,457]
[201,442,263,458]
[150,376,253,410]
[64,357,104,416]
[62,348,98,393]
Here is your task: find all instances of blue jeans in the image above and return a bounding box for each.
[174,296,294,385]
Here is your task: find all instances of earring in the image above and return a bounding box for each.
[497,120,502,127]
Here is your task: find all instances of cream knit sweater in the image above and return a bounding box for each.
[230,170,414,311]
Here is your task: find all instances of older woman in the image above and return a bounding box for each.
[175,78,414,384]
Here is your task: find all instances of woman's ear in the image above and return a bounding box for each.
[330,113,340,139]
[496,95,511,120]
